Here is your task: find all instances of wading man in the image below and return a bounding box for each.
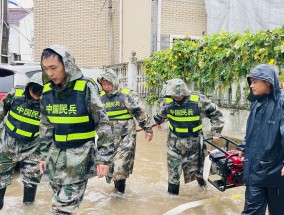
[39,45,114,215]
[0,73,43,209]
[97,69,153,194]
[154,78,224,195]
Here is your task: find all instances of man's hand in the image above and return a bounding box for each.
[157,124,162,131]
[97,164,109,178]
[281,166,284,176]
[145,132,153,142]
[238,150,244,158]
[40,161,45,174]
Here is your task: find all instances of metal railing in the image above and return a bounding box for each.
[106,62,128,87]
[136,60,151,98]
[106,58,249,109]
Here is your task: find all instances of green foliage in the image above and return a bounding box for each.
[143,26,284,105]
[280,72,284,83]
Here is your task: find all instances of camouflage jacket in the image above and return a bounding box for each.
[0,72,43,125]
[106,89,153,133]
[0,89,15,125]
[0,88,41,148]
[98,69,153,133]
[40,45,114,165]
[154,92,224,136]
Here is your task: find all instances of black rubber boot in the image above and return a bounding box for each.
[168,183,179,195]
[23,185,37,205]
[115,179,126,193]
[0,187,6,210]
[197,178,207,188]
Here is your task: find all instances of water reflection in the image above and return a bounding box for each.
[1,128,245,215]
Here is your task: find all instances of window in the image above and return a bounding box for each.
[170,34,201,47]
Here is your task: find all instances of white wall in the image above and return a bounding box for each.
[8,0,34,61]
[8,12,34,61]
[9,0,33,8]
[18,12,34,61]
[9,24,20,54]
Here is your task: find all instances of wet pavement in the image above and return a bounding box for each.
[1,127,246,215]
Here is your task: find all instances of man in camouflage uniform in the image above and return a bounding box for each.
[154,78,224,195]
[97,69,153,194]
[0,72,43,209]
[39,44,114,215]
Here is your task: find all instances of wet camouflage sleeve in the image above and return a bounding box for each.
[0,89,15,135]
[39,101,54,160]
[124,90,153,133]
[88,77,101,95]
[153,99,168,125]
[0,89,15,123]
[86,82,114,164]
[198,94,224,136]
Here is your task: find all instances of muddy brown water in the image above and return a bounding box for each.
[1,127,246,215]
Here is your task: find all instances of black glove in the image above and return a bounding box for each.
[153,115,163,124]
[236,144,245,152]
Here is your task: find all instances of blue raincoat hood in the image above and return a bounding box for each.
[247,64,281,101]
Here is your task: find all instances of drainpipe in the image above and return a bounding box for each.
[119,0,123,63]
[0,0,3,60]
[150,0,156,54]
[108,0,114,65]
[156,0,161,51]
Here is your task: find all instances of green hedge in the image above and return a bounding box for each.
[143,26,284,105]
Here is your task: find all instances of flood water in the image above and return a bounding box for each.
[1,127,246,215]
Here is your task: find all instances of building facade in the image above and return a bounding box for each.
[34,0,207,68]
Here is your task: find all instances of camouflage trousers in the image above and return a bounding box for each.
[167,132,207,185]
[0,131,41,189]
[44,141,96,185]
[106,121,137,182]
[50,180,88,215]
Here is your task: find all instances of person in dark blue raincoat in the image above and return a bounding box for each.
[238,64,284,215]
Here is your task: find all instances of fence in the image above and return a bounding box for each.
[106,52,250,109]
[106,51,151,98]
[106,62,128,87]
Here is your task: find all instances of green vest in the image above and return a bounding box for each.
[42,78,96,149]
[5,87,40,142]
[165,94,202,138]
[100,88,133,120]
